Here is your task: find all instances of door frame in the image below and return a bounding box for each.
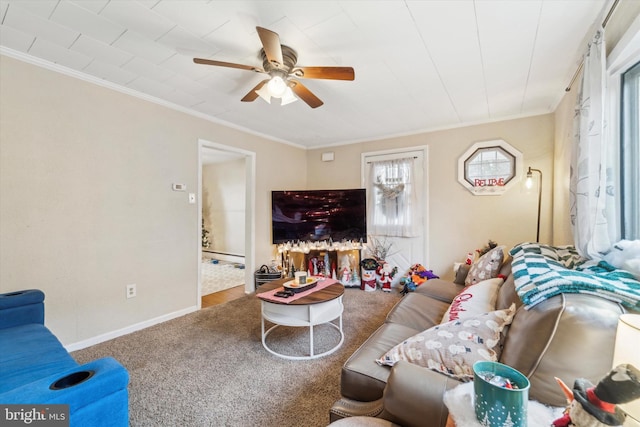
[361,146,429,275]
[197,139,256,307]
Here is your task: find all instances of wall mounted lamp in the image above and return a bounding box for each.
[255,73,298,106]
[525,167,542,242]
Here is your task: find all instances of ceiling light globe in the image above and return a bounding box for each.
[267,76,287,98]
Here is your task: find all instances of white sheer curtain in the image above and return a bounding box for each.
[367,157,419,237]
[570,29,619,258]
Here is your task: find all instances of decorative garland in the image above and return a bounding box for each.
[374,177,405,199]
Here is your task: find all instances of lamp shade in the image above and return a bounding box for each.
[613,314,640,426]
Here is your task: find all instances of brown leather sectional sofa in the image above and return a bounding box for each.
[329,259,636,426]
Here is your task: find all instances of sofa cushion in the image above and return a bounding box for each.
[0,323,77,393]
[341,322,422,401]
[499,293,625,406]
[413,279,463,303]
[453,264,470,285]
[386,293,451,331]
[441,278,503,323]
[465,245,505,286]
[376,305,516,381]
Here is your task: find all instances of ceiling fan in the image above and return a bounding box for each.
[193,26,355,108]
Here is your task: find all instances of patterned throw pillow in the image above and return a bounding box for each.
[440,277,504,323]
[465,245,505,286]
[376,304,516,381]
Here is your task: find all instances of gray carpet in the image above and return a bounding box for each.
[72,288,402,427]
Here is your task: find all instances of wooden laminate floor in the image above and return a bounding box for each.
[201,285,246,308]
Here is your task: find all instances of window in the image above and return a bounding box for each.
[457,140,522,195]
[620,61,640,239]
[366,156,418,237]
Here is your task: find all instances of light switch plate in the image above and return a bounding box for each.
[188,193,196,204]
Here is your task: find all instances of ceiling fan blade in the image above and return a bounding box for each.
[241,79,269,102]
[290,79,323,108]
[256,26,284,67]
[193,58,263,73]
[292,66,355,81]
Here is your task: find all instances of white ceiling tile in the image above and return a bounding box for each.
[83,60,137,86]
[156,26,220,58]
[475,0,542,117]
[163,73,210,97]
[3,2,79,47]
[51,1,126,45]
[68,0,109,15]
[193,100,231,117]
[29,38,93,70]
[126,75,174,100]
[70,35,132,67]
[159,53,213,81]
[0,24,34,52]
[0,1,9,19]
[277,1,343,31]
[522,0,605,112]
[301,12,359,61]
[163,89,202,108]
[150,0,228,39]
[408,1,488,123]
[122,56,175,83]
[98,0,174,40]
[112,30,175,64]
[5,0,57,19]
[201,21,259,61]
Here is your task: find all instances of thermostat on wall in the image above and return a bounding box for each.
[172,183,186,191]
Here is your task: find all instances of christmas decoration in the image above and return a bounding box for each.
[202,218,211,248]
[399,264,439,295]
[552,364,640,427]
[376,261,398,292]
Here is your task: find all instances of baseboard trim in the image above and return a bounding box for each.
[202,251,245,264]
[65,305,199,352]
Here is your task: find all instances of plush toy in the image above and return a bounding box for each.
[552,364,640,427]
[399,264,439,295]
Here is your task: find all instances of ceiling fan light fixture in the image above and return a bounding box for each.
[255,84,272,104]
[280,86,298,105]
[267,75,287,98]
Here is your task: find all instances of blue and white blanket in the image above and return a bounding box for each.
[510,242,640,310]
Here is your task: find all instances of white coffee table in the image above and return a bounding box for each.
[257,279,344,360]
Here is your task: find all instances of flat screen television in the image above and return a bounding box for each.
[271,189,367,244]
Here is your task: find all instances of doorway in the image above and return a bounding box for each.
[361,146,429,279]
[197,139,256,309]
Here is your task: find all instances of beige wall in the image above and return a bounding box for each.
[0,55,305,346]
[307,115,555,279]
[202,159,246,256]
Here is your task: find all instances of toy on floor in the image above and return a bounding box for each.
[376,261,398,292]
[399,263,439,295]
[360,258,379,292]
[552,364,640,427]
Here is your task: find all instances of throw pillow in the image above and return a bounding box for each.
[453,264,470,285]
[465,245,505,286]
[440,277,504,323]
[376,304,516,381]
